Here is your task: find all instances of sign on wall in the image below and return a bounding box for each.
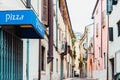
[0,10,44,38]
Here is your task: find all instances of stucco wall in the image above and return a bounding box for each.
[109,0,120,74]
[93,0,107,79]
[23,39,39,80]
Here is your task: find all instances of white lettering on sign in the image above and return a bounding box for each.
[36,18,43,32]
[6,14,24,22]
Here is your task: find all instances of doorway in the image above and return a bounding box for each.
[110,58,114,78]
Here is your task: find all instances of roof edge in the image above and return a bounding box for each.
[91,0,99,19]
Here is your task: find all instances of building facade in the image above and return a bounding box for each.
[108,0,120,80]
[57,0,75,79]
[0,0,45,80]
[87,37,94,78]
[0,0,75,80]
[77,27,89,78]
[92,0,108,80]
[85,23,94,78]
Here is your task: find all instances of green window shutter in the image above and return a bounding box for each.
[106,0,113,14]
[112,0,118,5]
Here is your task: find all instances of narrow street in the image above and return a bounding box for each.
[1,0,120,80]
[63,77,98,80]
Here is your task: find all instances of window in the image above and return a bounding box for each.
[96,23,99,37]
[117,21,120,36]
[41,46,45,71]
[56,59,58,72]
[104,53,106,69]
[59,0,63,14]
[59,28,62,41]
[99,47,102,58]
[41,0,48,26]
[102,11,106,26]
[109,27,113,41]
[50,60,53,72]
[106,0,113,14]
[96,9,98,15]
[62,32,64,42]
[99,47,101,57]
[21,0,31,8]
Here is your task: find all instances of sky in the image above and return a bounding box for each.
[66,0,96,34]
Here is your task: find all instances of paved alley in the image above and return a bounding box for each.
[63,77,99,80]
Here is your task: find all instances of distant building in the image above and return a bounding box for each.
[75,32,82,41]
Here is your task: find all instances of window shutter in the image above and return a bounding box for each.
[117,21,120,36]
[112,0,118,5]
[109,27,113,41]
[26,0,31,8]
[106,0,113,14]
[41,0,48,26]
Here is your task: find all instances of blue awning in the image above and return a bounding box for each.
[0,10,44,39]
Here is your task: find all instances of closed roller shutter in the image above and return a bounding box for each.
[0,29,23,80]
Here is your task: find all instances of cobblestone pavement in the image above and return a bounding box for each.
[63,77,98,80]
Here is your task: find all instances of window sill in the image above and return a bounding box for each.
[41,71,46,75]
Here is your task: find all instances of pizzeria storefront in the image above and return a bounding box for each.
[0,10,44,80]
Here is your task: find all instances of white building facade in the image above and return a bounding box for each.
[109,1,120,80]
[0,0,45,80]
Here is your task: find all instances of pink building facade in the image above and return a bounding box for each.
[87,38,94,78]
[87,0,108,80]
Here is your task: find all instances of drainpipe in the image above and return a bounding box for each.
[60,55,64,80]
[26,39,29,80]
[106,0,112,79]
[107,13,109,80]
[47,0,54,64]
[38,39,41,80]
[56,0,58,51]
